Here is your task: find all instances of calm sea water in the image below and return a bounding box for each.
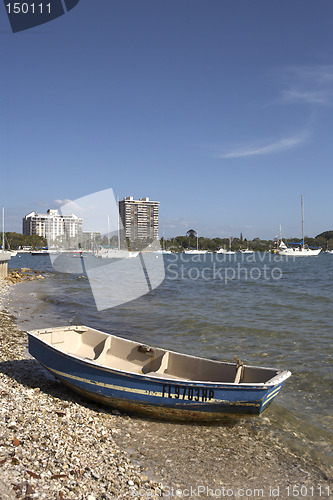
[7,252,333,473]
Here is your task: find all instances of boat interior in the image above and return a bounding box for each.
[31,326,282,384]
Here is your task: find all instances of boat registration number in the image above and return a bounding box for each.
[162,384,214,401]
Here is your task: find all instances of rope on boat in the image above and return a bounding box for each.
[234,355,244,384]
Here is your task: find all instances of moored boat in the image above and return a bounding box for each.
[215,237,235,255]
[215,248,235,255]
[31,250,49,255]
[184,230,208,254]
[96,248,139,259]
[277,240,321,257]
[28,326,291,421]
[277,195,321,257]
[183,249,208,255]
[153,249,173,255]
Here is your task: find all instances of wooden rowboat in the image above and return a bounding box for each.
[27,326,291,421]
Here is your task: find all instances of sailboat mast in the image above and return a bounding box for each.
[2,206,4,252]
[117,196,120,250]
[107,214,110,246]
[301,194,304,247]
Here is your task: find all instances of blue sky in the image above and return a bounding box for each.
[1,0,333,239]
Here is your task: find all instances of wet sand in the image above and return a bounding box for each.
[0,277,332,499]
[108,404,332,499]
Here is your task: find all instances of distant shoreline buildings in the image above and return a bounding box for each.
[22,196,160,247]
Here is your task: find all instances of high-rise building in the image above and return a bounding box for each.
[23,209,83,243]
[119,196,159,243]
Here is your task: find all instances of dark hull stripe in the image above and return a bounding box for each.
[61,378,264,421]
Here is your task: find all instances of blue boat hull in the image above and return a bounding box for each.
[28,334,287,421]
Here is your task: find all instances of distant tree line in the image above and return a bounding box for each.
[3,232,47,250]
[162,229,333,252]
[3,230,333,252]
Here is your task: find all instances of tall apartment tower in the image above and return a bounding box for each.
[118,196,159,243]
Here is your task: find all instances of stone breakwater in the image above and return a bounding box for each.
[5,269,45,285]
[0,275,332,500]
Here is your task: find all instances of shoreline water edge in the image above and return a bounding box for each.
[0,272,332,499]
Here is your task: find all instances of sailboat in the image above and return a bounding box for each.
[324,241,333,254]
[96,199,139,259]
[97,248,139,259]
[215,237,235,255]
[184,231,208,254]
[1,207,17,256]
[1,207,13,271]
[277,196,321,257]
[153,235,173,255]
[239,244,253,254]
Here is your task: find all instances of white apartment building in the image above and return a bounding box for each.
[118,197,159,242]
[23,209,83,242]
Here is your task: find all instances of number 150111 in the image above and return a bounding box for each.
[6,3,51,14]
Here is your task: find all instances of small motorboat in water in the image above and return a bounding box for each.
[28,326,291,421]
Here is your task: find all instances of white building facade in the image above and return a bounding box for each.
[23,209,83,244]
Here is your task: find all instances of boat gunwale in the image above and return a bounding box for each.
[27,326,291,388]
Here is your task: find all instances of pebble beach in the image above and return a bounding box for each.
[0,273,332,500]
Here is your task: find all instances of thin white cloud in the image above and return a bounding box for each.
[54,199,73,207]
[280,64,333,105]
[213,131,308,159]
[281,90,331,105]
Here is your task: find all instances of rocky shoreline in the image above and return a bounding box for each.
[0,276,332,499]
[0,277,162,500]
